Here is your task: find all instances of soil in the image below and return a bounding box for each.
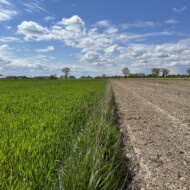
[111,79,190,190]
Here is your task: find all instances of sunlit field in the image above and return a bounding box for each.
[0,79,125,189]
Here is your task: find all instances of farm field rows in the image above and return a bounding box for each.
[112,79,190,190]
[0,79,125,190]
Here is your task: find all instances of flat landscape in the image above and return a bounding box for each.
[112,79,190,190]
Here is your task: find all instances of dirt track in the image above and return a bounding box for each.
[111,79,190,190]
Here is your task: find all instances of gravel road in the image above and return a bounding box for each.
[111,80,190,190]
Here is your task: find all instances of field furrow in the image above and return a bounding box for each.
[112,79,190,190]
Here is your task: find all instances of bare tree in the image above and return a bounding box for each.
[151,68,160,78]
[61,67,70,79]
[161,68,169,77]
[187,68,190,76]
[122,67,130,79]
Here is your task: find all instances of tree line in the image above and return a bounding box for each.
[1,67,190,79]
[122,67,190,78]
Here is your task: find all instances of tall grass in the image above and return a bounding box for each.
[59,81,126,190]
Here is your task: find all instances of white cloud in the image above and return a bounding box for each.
[94,20,111,27]
[0,0,18,21]
[36,46,55,53]
[0,44,10,59]
[122,20,157,29]
[104,45,118,55]
[17,15,86,46]
[0,51,57,76]
[172,6,187,13]
[77,34,112,53]
[105,27,118,34]
[17,21,48,40]
[23,0,46,13]
[165,19,178,25]
[115,31,173,43]
[123,39,190,73]
[0,44,11,68]
[44,16,55,22]
[17,16,172,50]
[0,56,10,66]
[16,15,189,75]
[0,44,9,50]
[0,0,11,5]
[81,51,100,63]
[58,15,85,29]
[0,36,21,43]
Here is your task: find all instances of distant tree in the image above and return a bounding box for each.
[50,75,58,79]
[129,73,145,78]
[80,75,93,78]
[102,74,107,78]
[187,68,190,76]
[161,68,169,77]
[69,76,76,79]
[122,67,130,79]
[151,68,160,78]
[61,67,70,79]
[6,76,18,79]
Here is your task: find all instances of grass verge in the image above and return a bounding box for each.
[59,81,126,190]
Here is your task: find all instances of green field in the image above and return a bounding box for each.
[0,79,125,189]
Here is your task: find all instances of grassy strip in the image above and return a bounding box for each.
[59,81,126,190]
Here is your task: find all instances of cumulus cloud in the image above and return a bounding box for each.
[17,21,48,40]
[0,0,18,21]
[17,15,173,50]
[80,51,112,65]
[36,46,55,52]
[81,51,100,63]
[123,39,190,72]
[59,15,85,27]
[77,34,112,52]
[16,15,190,75]
[172,6,187,13]
[0,52,58,76]
[104,45,118,55]
[17,15,87,46]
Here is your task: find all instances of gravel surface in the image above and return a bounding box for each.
[111,79,190,190]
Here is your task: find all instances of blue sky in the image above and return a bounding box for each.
[0,0,190,77]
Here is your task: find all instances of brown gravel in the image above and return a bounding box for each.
[111,79,190,190]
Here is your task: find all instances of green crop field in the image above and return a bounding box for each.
[0,79,125,190]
